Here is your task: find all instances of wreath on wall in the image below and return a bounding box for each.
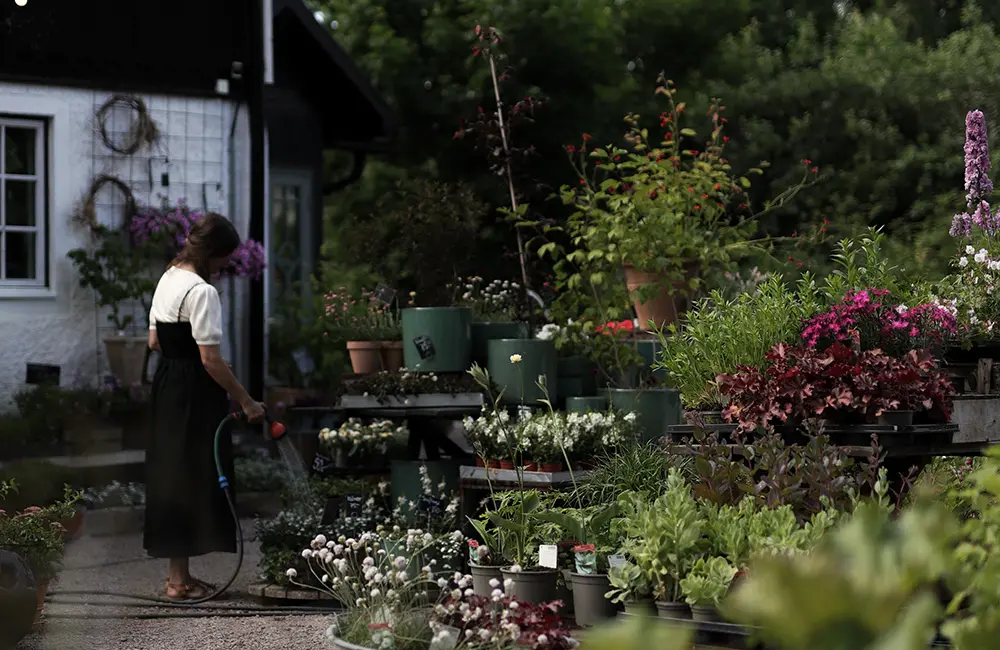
[94,94,161,156]
[70,174,137,235]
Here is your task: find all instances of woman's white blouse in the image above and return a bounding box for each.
[148,267,223,346]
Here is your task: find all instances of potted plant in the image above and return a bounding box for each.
[535,504,621,626]
[517,412,571,472]
[0,482,79,625]
[487,340,559,406]
[679,556,738,622]
[67,225,160,387]
[655,274,822,421]
[462,406,511,469]
[553,78,815,331]
[620,473,706,619]
[400,288,474,374]
[322,288,403,374]
[80,481,146,537]
[537,321,599,400]
[318,419,405,469]
[453,276,529,367]
[233,457,289,518]
[717,342,956,434]
[605,560,655,616]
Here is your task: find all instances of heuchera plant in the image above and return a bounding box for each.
[717,342,955,433]
[801,288,958,357]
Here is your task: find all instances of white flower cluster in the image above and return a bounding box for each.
[429,580,579,650]
[290,530,435,610]
[318,418,405,456]
[453,276,521,321]
[518,410,638,461]
[462,406,515,458]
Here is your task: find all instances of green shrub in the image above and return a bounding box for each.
[0,460,80,512]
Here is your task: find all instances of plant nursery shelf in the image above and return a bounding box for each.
[339,393,484,412]
[458,465,590,487]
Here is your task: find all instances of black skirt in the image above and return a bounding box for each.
[143,321,237,558]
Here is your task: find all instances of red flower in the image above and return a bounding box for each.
[468,539,480,548]
[582,133,592,141]
[573,544,595,553]
[565,144,576,153]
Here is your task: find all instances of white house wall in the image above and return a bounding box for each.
[0,81,251,405]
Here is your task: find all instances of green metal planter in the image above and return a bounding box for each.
[487,339,558,405]
[401,307,472,372]
[557,355,597,399]
[566,396,608,413]
[470,322,529,368]
[607,387,681,442]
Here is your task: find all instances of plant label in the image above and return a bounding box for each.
[608,554,627,569]
[413,335,436,360]
[320,498,341,525]
[539,544,559,569]
[374,284,397,305]
[292,347,316,376]
[419,495,444,516]
[430,624,460,650]
[311,453,333,476]
[345,493,365,518]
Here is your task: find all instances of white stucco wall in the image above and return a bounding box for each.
[0,81,250,404]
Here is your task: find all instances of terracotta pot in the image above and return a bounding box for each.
[267,387,320,412]
[60,510,84,541]
[346,341,384,374]
[34,579,50,625]
[485,459,501,469]
[623,265,693,331]
[523,461,538,471]
[499,460,515,470]
[379,341,404,372]
[103,335,149,387]
[540,462,563,472]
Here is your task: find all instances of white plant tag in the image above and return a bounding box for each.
[539,544,559,569]
[429,624,460,650]
[608,554,627,569]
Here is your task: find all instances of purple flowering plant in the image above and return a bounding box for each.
[946,110,1000,336]
[801,288,958,358]
[129,200,266,280]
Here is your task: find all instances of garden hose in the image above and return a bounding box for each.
[49,410,293,610]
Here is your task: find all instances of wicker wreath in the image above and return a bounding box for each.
[71,174,137,234]
[95,94,161,156]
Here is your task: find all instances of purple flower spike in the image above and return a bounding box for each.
[950,212,972,238]
[965,109,994,208]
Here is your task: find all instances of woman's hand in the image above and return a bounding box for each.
[241,399,267,424]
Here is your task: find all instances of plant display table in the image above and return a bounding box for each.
[286,392,483,464]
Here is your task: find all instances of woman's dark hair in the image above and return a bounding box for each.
[169,212,241,281]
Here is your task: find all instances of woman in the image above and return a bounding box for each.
[145,212,266,600]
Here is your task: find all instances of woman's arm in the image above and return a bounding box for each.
[198,344,253,408]
[148,328,160,351]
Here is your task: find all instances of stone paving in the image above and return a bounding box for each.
[14,517,333,650]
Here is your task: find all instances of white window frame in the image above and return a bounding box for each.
[0,117,46,288]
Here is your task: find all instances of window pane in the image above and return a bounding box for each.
[4,231,37,280]
[4,127,37,175]
[5,179,37,226]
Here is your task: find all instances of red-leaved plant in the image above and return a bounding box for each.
[717,342,955,433]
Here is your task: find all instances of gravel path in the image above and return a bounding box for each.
[15,518,334,650]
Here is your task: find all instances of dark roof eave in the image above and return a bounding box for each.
[271,0,398,147]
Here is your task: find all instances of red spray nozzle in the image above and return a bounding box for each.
[268,420,287,440]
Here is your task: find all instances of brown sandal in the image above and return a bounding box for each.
[164,581,210,601]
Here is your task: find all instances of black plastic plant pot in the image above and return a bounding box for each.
[0,549,37,648]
